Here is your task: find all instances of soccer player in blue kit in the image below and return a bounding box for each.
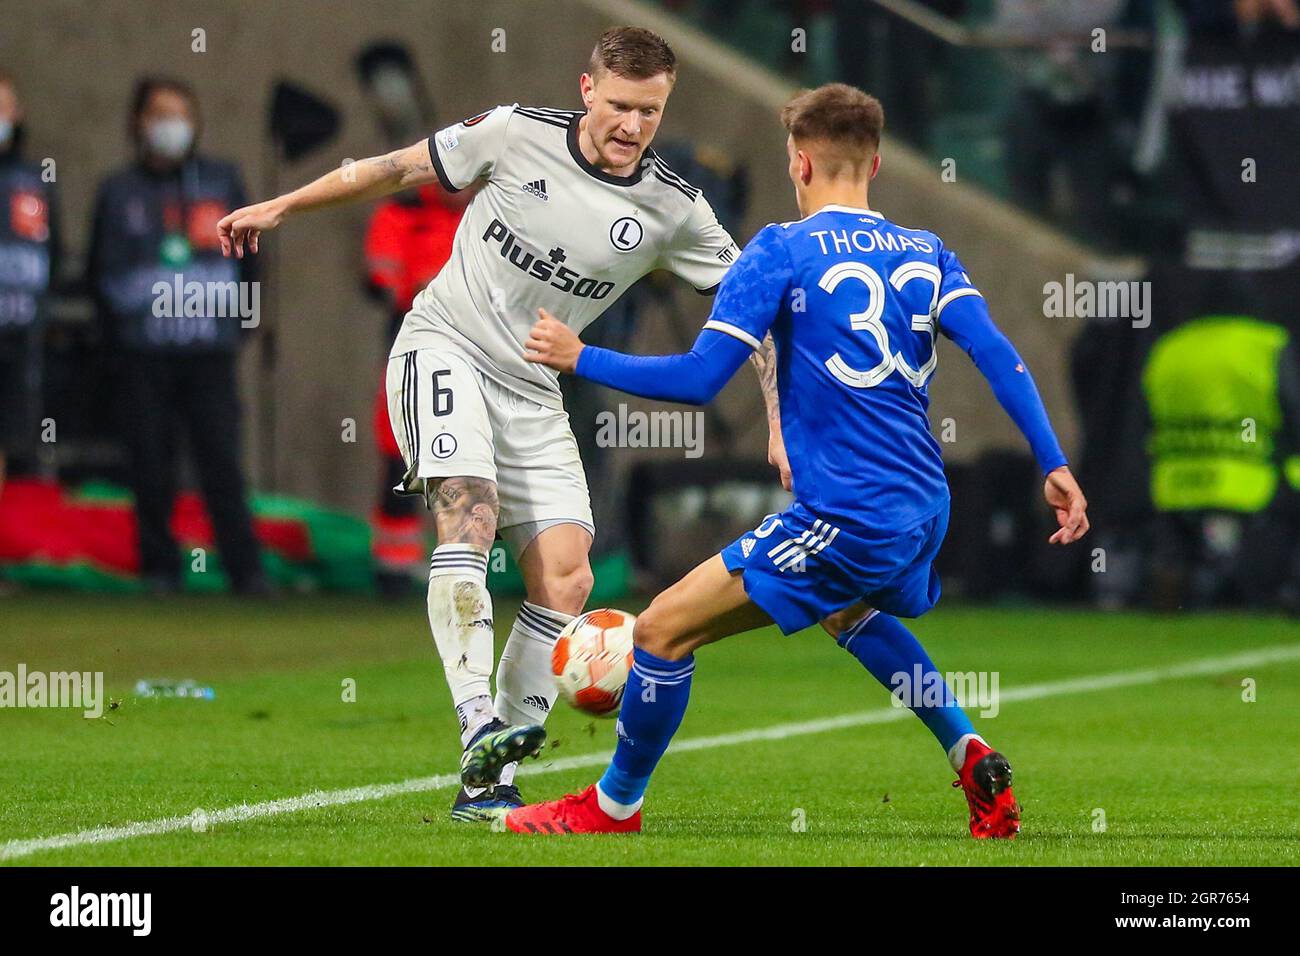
[509,83,1089,838]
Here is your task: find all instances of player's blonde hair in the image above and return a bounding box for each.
[781,83,885,179]
[589,26,677,83]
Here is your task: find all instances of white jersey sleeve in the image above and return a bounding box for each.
[658,193,740,293]
[429,104,517,192]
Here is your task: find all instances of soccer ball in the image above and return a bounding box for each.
[551,608,637,716]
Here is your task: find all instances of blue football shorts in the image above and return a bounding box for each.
[720,499,950,635]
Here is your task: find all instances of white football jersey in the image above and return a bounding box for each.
[389,104,741,408]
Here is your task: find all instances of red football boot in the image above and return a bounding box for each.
[504,784,641,834]
[952,737,1021,839]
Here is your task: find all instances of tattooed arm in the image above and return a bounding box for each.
[218,140,438,258]
[750,332,792,492]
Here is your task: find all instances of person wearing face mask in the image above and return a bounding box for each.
[88,76,265,595]
[0,70,60,507]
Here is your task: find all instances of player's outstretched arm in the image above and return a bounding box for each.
[939,295,1089,544]
[524,309,754,405]
[216,140,439,259]
[525,225,789,403]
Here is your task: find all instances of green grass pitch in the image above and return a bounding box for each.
[2,593,1297,866]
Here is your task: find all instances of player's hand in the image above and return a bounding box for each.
[524,309,584,373]
[768,425,793,492]
[217,199,286,259]
[1044,465,1089,545]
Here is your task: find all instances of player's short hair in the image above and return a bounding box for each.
[589,26,676,83]
[781,83,885,179]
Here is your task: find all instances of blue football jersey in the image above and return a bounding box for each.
[706,204,983,533]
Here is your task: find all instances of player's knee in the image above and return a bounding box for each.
[542,563,594,615]
[632,599,692,661]
[569,563,596,605]
[632,609,671,658]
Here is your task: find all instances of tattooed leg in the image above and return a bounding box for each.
[425,477,501,747]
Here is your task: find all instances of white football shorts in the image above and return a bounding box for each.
[386,347,594,553]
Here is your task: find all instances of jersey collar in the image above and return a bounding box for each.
[566,114,650,187]
[820,203,882,217]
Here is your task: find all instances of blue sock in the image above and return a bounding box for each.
[836,611,975,755]
[597,647,695,807]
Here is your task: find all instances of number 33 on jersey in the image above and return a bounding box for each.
[703,204,1005,532]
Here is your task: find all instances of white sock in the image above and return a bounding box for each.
[494,601,572,785]
[495,601,572,724]
[596,782,643,821]
[946,733,988,772]
[426,545,497,739]
[455,695,496,749]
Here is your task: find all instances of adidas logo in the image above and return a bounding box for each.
[522,694,551,713]
[741,537,756,558]
[522,178,549,201]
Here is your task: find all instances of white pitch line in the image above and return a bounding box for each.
[3,643,1297,862]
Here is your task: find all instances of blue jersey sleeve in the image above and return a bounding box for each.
[575,225,793,404]
[698,223,793,349]
[936,246,984,316]
[936,248,1068,475]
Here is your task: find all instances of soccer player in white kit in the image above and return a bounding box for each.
[217,27,741,818]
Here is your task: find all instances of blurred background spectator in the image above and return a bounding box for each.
[994,0,1153,249]
[87,77,265,594]
[1142,315,1300,610]
[0,70,59,506]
